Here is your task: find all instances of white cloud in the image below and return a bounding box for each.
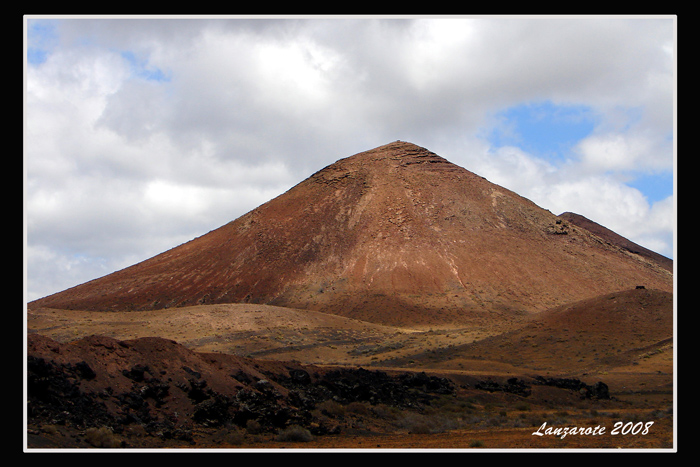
[576,133,673,172]
[25,245,110,301]
[24,16,676,300]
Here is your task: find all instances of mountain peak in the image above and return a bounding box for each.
[336,141,455,167]
[305,141,471,200]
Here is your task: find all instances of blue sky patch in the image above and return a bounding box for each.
[627,171,674,204]
[26,19,58,65]
[120,50,171,82]
[488,101,598,164]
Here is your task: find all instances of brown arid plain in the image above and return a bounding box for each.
[25,142,675,451]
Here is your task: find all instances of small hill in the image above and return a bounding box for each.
[413,288,673,374]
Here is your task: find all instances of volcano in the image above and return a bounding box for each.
[29,141,673,326]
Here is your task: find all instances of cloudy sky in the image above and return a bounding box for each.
[24,15,676,302]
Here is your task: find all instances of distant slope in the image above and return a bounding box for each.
[426,288,673,372]
[559,212,673,272]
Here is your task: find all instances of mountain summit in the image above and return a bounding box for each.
[30,141,673,326]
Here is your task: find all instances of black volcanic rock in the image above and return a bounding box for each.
[26,334,456,440]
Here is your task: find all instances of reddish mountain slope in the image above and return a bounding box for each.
[29,141,673,326]
[558,211,673,272]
